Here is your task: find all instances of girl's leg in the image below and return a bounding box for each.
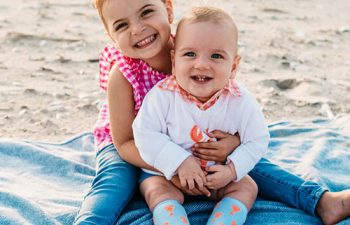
[249,158,350,224]
[249,157,325,215]
[315,190,350,225]
[74,144,139,225]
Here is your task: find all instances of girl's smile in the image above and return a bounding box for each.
[134,34,158,49]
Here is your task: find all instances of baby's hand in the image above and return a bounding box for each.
[177,156,207,194]
[205,163,236,190]
[192,130,240,163]
[171,175,211,197]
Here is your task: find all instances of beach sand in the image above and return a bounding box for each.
[0,0,349,142]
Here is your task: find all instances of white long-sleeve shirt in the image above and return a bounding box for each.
[132,79,270,181]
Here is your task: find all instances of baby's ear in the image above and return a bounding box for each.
[233,55,241,71]
[230,55,241,78]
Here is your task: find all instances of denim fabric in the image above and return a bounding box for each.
[74,144,140,225]
[249,158,325,216]
[138,170,158,184]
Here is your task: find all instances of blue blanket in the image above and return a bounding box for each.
[1,116,350,225]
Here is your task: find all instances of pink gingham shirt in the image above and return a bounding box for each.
[94,45,169,151]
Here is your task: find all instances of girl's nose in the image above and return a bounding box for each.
[131,22,145,35]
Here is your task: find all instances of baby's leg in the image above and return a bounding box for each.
[206,176,258,225]
[140,176,188,225]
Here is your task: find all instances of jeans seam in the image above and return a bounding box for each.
[306,186,325,216]
[109,190,136,225]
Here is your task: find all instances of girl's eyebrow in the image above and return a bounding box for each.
[113,4,155,26]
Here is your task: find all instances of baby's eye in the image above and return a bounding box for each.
[184,52,196,57]
[211,53,223,59]
[141,9,154,17]
[115,22,128,31]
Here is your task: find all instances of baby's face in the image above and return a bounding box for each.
[172,20,239,103]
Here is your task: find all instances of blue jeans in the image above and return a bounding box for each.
[249,158,326,216]
[73,144,139,225]
[74,145,326,224]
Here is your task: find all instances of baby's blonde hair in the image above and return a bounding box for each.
[93,0,171,32]
[176,6,238,52]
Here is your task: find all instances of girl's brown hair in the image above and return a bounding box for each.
[93,0,171,32]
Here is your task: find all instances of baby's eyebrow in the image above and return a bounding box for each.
[177,47,197,52]
[212,49,230,56]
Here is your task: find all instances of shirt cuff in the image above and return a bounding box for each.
[154,142,192,180]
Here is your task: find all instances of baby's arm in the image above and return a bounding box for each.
[132,87,192,180]
[107,65,155,171]
[226,93,270,181]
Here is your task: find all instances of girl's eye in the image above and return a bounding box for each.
[115,23,128,31]
[211,53,223,59]
[184,52,196,57]
[141,9,154,17]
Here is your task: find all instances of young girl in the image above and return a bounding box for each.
[74,0,350,224]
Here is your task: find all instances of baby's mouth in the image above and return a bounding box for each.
[134,34,157,48]
[191,75,212,82]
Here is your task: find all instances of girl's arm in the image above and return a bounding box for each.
[192,131,241,163]
[107,65,156,171]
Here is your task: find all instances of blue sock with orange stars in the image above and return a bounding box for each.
[206,197,248,225]
[153,199,189,225]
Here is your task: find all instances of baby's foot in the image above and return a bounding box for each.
[316,190,350,225]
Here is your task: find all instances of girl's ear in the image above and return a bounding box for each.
[230,55,241,79]
[165,0,174,24]
[105,30,121,49]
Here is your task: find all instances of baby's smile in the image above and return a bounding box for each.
[190,75,213,82]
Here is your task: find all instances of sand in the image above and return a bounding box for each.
[0,0,349,142]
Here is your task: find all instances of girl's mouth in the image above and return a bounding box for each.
[135,34,157,49]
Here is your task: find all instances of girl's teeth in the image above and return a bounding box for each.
[137,35,155,47]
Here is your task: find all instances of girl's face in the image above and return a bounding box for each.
[102,0,173,61]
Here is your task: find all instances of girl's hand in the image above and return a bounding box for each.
[205,164,235,190]
[177,156,209,196]
[171,175,211,197]
[192,130,240,163]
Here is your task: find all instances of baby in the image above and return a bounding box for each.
[133,6,269,225]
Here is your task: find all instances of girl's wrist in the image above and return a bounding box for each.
[228,162,237,180]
